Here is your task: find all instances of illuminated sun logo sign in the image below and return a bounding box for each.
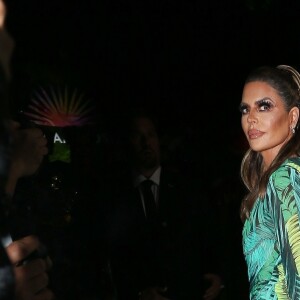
[24,86,96,127]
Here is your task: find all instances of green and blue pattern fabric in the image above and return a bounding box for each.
[243,157,300,300]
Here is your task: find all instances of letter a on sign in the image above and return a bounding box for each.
[53,132,66,144]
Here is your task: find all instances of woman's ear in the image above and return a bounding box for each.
[290,106,300,128]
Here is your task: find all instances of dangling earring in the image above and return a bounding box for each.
[292,127,296,134]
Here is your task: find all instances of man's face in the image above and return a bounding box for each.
[129,117,160,171]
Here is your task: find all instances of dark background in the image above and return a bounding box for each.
[4,0,300,184]
[3,1,300,298]
[4,0,300,153]
[5,0,300,124]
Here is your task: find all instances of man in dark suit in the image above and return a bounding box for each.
[103,108,224,300]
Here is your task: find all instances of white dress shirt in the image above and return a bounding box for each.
[132,166,161,216]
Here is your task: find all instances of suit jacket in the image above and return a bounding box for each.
[102,165,222,300]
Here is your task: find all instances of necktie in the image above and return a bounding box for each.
[141,179,157,221]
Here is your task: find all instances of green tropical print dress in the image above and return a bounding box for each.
[243,158,300,300]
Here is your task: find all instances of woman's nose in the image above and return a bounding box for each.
[247,109,258,124]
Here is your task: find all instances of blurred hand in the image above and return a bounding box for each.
[0,0,6,28]
[6,235,55,300]
[203,273,224,300]
[139,286,170,300]
[0,0,15,81]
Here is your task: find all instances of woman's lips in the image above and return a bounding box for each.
[248,129,264,139]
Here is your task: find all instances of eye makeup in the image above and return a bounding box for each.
[256,98,274,111]
[239,103,248,115]
[239,97,275,115]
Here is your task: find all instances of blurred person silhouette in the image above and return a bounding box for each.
[0,1,55,299]
[99,108,224,300]
[0,50,55,300]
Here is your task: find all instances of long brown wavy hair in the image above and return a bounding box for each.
[240,65,300,222]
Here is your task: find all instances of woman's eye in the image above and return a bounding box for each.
[258,101,272,111]
[239,105,248,115]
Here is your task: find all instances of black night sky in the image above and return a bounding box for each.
[4,0,300,170]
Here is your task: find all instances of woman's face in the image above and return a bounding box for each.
[240,81,298,166]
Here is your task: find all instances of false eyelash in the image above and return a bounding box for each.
[257,99,273,110]
[238,104,248,114]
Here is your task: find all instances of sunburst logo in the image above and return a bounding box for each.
[24,86,96,127]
